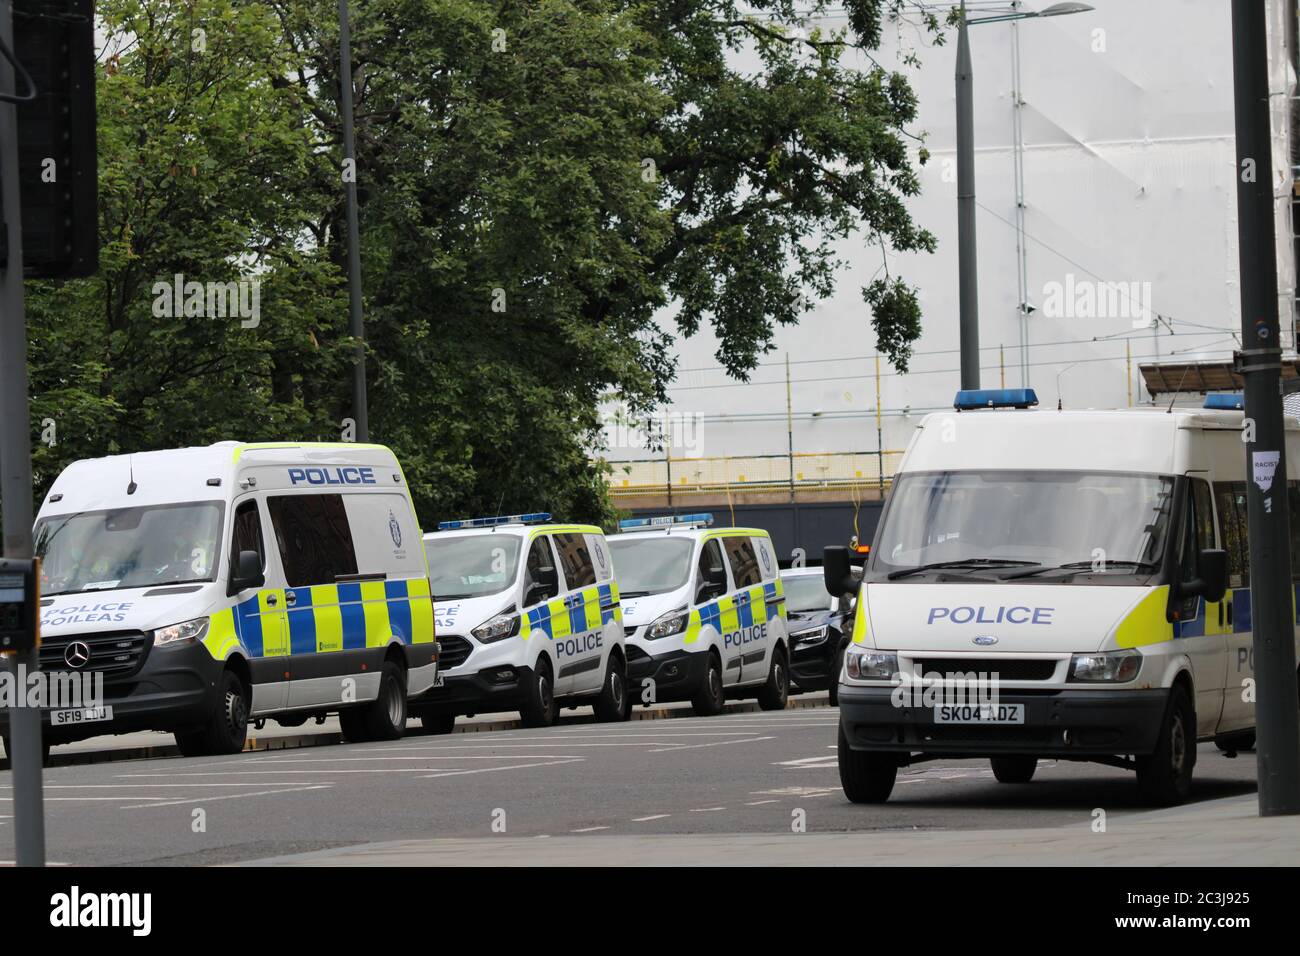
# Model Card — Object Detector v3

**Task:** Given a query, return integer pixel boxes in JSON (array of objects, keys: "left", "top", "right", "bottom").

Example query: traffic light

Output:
[{"left": 4, "top": 0, "right": 96, "bottom": 278}]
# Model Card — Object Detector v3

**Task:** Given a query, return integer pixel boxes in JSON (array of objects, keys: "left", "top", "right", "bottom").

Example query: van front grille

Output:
[
  {"left": 38, "top": 630, "right": 149, "bottom": 679},
  {"left": 909, "top": 658, "right": 1058, "bottom": 681}
]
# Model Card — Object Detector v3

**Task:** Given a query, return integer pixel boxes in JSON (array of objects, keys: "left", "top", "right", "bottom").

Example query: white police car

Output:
[
  {"left": 409, "top": 514, "right": 629, "bottom": 730},
  {"left": 608, "top": 514, "right": 789, "bottom": 715}
]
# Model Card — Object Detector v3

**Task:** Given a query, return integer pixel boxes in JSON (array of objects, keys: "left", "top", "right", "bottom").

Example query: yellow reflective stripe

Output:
[
  {"left": 360, "top": 580, "right": 391, "bottom": 647},
  {"left": 310, "top": 584, "right": 345, "bottom": 652},
  {"left": 608, "top": 579, "right": 620, "bottom": 602},
  {"left": 259, "top": 589, "right": 290, "bottom": 655},
  {"left": 718, "top": 595, "right": 739, "bottom": 633},
  {"left": 410, "top": 591, "right": 435, "bottom": 645},
  {"left": 203, "top": 608, "right": 241, "bottom": 660},
  {"left": 1114, "top": 587, "right": 1174, "bottom": 648},
  {"left": 584, "top": 586, "right": 602, "bottom": 631},
  {"left": 548, "top": 596, "right": 571, "bottom": 638},
  {"left": 853, "top": 590, "right": 870, "bottom": 645},
  {"left": 684, "top": 608, "right": 703, "bottom": 645}
]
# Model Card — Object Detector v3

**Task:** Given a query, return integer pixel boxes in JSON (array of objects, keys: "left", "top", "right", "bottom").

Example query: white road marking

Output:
[
  {"left": 571, "top": 826, "right": 609, "bottom": 833},
  {"left": 744, "top": 799, "right": 779, "bottom": 806},
  {"left": 774, "top": 755, "right": 839, "bottom": 765},
  {"left": 648, "top": 735, "right": 775, "bottom": 753},
  {"left": 121, "top": 784, "right": 333, "bottom": 810},
  {"left": 631, "top": 814, "right": 670, "bottom": 822},
  {"left": 689, "top": 806, "right": 726, "bottom": 812},
  {"left": 420, "top": 758, "right": 586, "bottom": 779}
]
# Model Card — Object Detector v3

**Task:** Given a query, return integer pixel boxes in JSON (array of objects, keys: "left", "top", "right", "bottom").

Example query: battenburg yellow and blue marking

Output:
[
  {"left": 521, "top": 583, "right": 622, "bottom": 640},
  {"left": 685, "top": 580, "right": 784, "bottom": 644}
]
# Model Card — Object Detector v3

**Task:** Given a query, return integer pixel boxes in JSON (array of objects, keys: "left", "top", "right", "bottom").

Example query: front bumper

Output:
[
  {"left": 626, "top": 646, "right": 709, "bottom": 704},
  {"left": 838, "top": 684, "right": 1171, "bottom": 757},
  {"left": 789, "top": 631, "right": 840, "bottom": 692},
  {"left": 0, "top": 641, "right": 224, "bottom": 745},
  {"left": 409, "top": 663, "right": 537, "bottom": 716}
]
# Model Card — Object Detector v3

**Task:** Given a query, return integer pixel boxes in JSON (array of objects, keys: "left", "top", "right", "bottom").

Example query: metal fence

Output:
[{"left": 602, "top": 450, "right": 905, "bottom": 498}]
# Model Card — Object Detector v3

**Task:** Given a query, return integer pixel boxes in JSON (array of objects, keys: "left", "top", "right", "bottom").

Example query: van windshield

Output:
[
  {"left": 35, "top": 502, "right": 226, "bottom": 596},
  {"left": 608, "top": 536, "right": 693, "bottom": 597},
  {"left": 424, "top": 534, "right": 521, "bottom": 600},
  {"left": 872, "top": 471, "right": 1175, "bottom": 580},
  {"left": 782, "top": 574, "right": 833, "bottom": 614}
]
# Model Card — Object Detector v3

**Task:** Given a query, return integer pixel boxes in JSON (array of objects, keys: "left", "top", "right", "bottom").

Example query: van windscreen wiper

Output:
[
  {"left": 1000, "top": 559, "right": 1160, "bottom": 580},
  {"left": 886, "top": 558, "right": 1039, "bottom": 580}
]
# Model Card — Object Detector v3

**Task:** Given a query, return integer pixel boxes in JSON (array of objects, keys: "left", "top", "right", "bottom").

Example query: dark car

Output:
[{"left": 780, "top": 567, "right": 853, "bottom": 705}]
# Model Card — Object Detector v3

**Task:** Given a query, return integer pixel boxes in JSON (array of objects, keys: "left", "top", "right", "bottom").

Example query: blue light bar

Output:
[
  {"left": 437, "top": 512, "right": 551, "bottom": 531},
  {"left": 1203, "top": 393, "right": 1244, "bottom": 410},
  {"left": 618, "top": 512, "right": 714, "bottom": 532},
  {"left": 953, "top": 388, "right": 1039, "bottom": 411}
]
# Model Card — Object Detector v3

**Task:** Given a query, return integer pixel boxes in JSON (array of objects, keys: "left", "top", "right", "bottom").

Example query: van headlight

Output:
[
  {"left": 154, "top": 618, "right": 209, "bottom": 648},
  {"left": 646, "top": 607, "right": 689, "bottom": 640},
  {"left": 472, "top": 613, "right": 520, "bottom": 644},
  {"left": 792, "top": 625, "right": 829, "bottom": 647},
  {"left": 845, "top": 649, "right": 898, "bottom": 681},
  {"left": 1069, "top": 649, "right": 1141, "bottom": 683}
]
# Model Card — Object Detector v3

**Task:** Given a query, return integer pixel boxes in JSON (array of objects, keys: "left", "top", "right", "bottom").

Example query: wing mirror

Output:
[
  {"left": 1183, "top": 548, "right": 1229, "bottom": 604},
  {"left": 823, "top": 546, "right": 858, "bottom": 598},
  {"left": 229, "top": 549, "right": 264, "bottom": 595}
]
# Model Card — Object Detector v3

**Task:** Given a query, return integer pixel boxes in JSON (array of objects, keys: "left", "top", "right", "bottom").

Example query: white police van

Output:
[
  {"left": 827, "top": 388, "right": 1300, "bottom": 805},
  {"left": 410, "top": 514, "right": 628, "bottom": 730},
  {"left": 609, "top": 514, "right": 789, "bottom": 715},
  {"left": 1, "top": 442, "right": 438, "bottom": 760}
]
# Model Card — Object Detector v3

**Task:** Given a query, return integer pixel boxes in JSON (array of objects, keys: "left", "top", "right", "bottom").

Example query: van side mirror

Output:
[
  {"left": 705, "top": 564, "right": 727, "bottom": 588},
  {"left": 824, "top": 546, "right": 857, "bottom": 598},
  {"left": 230, "top": 550, "right": 264, "bottom": 594},
  {"left": 1185, "top": 548, "right": 1228, "bottom": 604},
  {"left": 525, "top": 566, "right": 558, "bottom": 606}
]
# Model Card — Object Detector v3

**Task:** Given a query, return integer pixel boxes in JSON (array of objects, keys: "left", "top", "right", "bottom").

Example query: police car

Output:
[
  {"left": 0, "top": 442, "right": 438, "bottom": 761},
  {"left": 609, "top": 514, "right": 789, "bottom": 715},
  {"left": 410, "top": 514, "right": 628, "bottom": 730},
  {"left": 827, "top": 388, "right": 1300, "bottom": 806}
]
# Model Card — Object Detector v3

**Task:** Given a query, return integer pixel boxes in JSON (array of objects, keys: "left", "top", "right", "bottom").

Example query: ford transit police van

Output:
[
  {"left": 1, "top": 442, "right": 438, "bottom": 759},
  {"left": 827, "top": 388, "right": 1300, "bottom": 806},
  {"left": 410, "top": 514, "right": 628, "bottom": 730},
  {"left": 609, "top": 514, "right": 789, "bottom": 715}
]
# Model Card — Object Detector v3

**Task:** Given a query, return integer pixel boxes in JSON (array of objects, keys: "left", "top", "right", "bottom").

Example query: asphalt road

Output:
[{"left": 0, "top": 704, "right": 1261, "bottom": 865}]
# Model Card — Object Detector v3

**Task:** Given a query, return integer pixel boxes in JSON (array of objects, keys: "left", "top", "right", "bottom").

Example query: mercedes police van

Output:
[
  {"left": 410, "top": 514, "right": 629, "bottom": 730},
  {"left": 1, "top": 442, "right": 438, "bottom": 760},
  {"left": 609, "top": 514, "right": 789, "bottom": 715},
  {"left": 827, "top": 388, "right": 1300, "bottom": 806}
]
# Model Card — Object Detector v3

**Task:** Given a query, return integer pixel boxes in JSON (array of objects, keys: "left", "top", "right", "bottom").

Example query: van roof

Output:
[
  {"left": 903, "top": 405, "right": 1283, "bottom": 476},
  {"left": 609, "top": 526, "right": 771, "bottom": 541},
  {"left": 423, "top": 523, "right": 604, "bottom": 539}
]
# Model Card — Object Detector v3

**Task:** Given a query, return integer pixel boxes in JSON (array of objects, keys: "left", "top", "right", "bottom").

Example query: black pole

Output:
[
  {"left": 1231, "top": 0, "right": 1300, "bottom": 816},
  {"left": 339, "top": 0, "right": 368, "bottom": 441},
  {"left": 955, "top": 1, "right": 980, "bottom": 390},
  {"left": 0, "top": 0, "right": 46, "bottom": 864}
]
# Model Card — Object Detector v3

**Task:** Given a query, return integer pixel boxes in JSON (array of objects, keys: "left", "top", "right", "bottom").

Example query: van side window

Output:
[
  {"left": 696, "top": 539, "right": 726, "bottom": 604},
  {"left": 1213, "top": 481, "right": 1249, "bottom": 588},
  {"left": 1191, "top": 479, "right": 1215, "bottom": 552},
  {"left": 267, "top": 494, "right": 359, "bottom": 587},
  {"left": 553, "top": 532, "right": 596, "bottom": 589},
  {"left": 524, "top": 536, "right": 557, "bottom": 605},
  {"left": 231, "top": 500, "right": 265, "bottom": 573},
  {"left": 724, "top": 536, "right": 762, "bottom": 589}
]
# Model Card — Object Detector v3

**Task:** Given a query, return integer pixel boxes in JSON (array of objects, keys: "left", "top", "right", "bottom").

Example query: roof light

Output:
[
  {"left": 618, "top": 512, "right": 714, "bottom": 532},
  {"left": 1203, "top": 393, "right": 1244, "bottom": 410},
  {"left": 437, "top": 512, "right": 551, "bottom": 531},
  {"left": 953, "top": 388, "right": 1039, "bottom": 411}
]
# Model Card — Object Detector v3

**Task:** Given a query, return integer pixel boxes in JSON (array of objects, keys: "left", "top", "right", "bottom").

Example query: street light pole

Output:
[
  {"left": 954, "top": 2, "right": 1093, "bottom": 391},
  {"left": 1230, "top": 0, "right": 1300, "bottom": 816},
  {"left": 339, "top": 0, "right": 369, "bottom": 442}
]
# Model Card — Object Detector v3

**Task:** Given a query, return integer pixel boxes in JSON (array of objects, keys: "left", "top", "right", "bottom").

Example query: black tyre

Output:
[
  {"left": 828, "top": 642, "right": 846, "bottom": 707},
  {"left": 990, "top": 755, "right": 1038, "bottom": 783},
  {"left": 184, "top": 669, "right": 250, "bottom": 756},
  {"left": 592, "top": 654, "right": 631, "bottom": 722},
  {"left": 1214, "top": 730, "right": 1256, "bottom": 752},
  {"left": 757, "top": 646, "right": 790, "bottom": 711},
  {"left": 341, "top": 661, "right": 407, "bottom": 743},
  {"left": 520, "top": 657, "right": 557, "bottom": 728},
  {"left": 1136, "top": 684, "right": 1196, "bottom": 806},
  {"left": 420, "top": 712, "right": 456, "bottom": 734},
  {"left": 838, "top": 724, "right": 897, "bottom": 803},
  {"left": 690, "top": 652, "right": 725, "bottom": 717}
]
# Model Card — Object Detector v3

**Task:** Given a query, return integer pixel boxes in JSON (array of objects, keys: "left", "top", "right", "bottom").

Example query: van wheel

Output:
[
  {"left": 592, "top": 655, "right": 630, "bottom": 722},
  {"left": 186, "top": 669, "right": 250, "bottom": 756},
  {"left": 838, "top": 724, "right": 897, "bottom": 803},
  {"left": 420, "top": 713, "right": 456, "bottom": 735},
  {"left": 757, "top": 646, "right": 789, "bottom": 711},
  {"left": 520, "top": 658, "right": 557, "bottom": 728},
  {"left": 691, "top": 653, "right": 725, "bottom": 717},
  {"left": 1214, "top": 730, "right": 1255, "bottom": 753},
  {"left": 341, "top": 662, "right": 407, "bottom": 743},
  {"left": 990, "top": 756, "right": 1038, "bottom": 783},
  {"left": 1136, "top": 685, "right": 1195, "bottom": 806}
]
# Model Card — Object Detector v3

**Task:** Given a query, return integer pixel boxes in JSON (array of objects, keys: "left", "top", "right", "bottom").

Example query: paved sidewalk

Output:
[
  {"left": 3, "top": 693, "right": 830, "bottom": 768},
  {"left": 241, "top": 793, "right": 1297, "bottom": 866}
]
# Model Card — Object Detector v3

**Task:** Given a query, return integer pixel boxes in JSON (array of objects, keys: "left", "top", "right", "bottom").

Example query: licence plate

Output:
[
  {"left": 934, "top": 703, "right": 1024, "bottom": 724},
  {"left": 432, "top": 670, "right": 445, "bottom": 688},
  {"left": 51, "top": 706, "right": 113, "bottom": 726}
]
